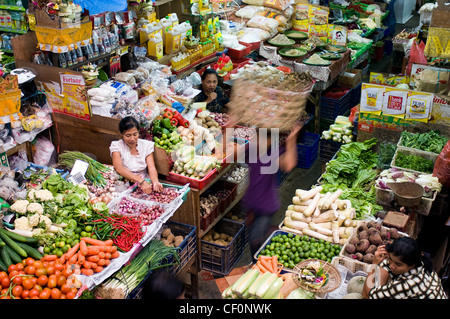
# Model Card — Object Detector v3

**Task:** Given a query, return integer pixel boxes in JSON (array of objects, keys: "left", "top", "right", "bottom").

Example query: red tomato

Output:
[
  {"left": 33, "top": 284, "right": 43, "bottom": 293},
  {"left": 46, "top": 265, "right": 55, "bottom": 276},
  {"left": 25, "top": 265, "right": 36, "bottom": 275},
  {"left": 1, "top": 277, "right": 10, "bottom": 289},
  {"left": 7, "top": 264, "right": 17, "bottom": 273},
  {"left": 56, "top": 275, "right": 66, "bottom": 287},
  {"left": 22, "top": 278, "right": 34, "bottom": 290},
  {"left": 33, "top": 261, "right": 43, "bottom": 269},
  {"left": 29, "top": 288, "right": 40, "bottom": 298},
  {"left": 66, "top": 291, "right": 76, "bottom": 299},
  {"left": 47, "top": 277, "right": 57, "bottom": 289},
  {"left": 37, "top": 275, "right": 48, "bottom": 287},
  {"left": 60, "top": 283, "right": 70, "bottom": 294},
  {"left": 50, "top": 288, "right": 62, "bottom": 299},
  {"left": 12, "top": 275, "right": 23, "bottom": 285},
  {"left": 25, "top": 257, "right": 35, "bottom": 266},
  {"left": 39, "top": 288, "right": 51, "bottom": 299},
  {"left": 35, "top": 267, "right": 47, "bottom": 277},
  {"left": 12, "top": 285, "right": 23, "bottom": 297},
  {"left": 8, "top": 270, "right": 19, "bottom": 280},
  {"left": 15, "top": 263, "right": 24, "bottom": 271},
  {"left": 21, "top": 289, "right": 30, "bottom": 299}
]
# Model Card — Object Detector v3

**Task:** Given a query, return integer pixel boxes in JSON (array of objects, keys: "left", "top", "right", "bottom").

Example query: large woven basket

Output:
[
  {"left": 227, "top": 78, "right": 310, "bottom": 131},
  {"left": 292, "top": 259, "right": 342, "bottom": 293}
]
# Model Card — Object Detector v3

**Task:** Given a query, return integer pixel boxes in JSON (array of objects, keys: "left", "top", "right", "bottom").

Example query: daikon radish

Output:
[
  {"left": 332, "top": 221, "right": 339, "bottom": 244},
  {"left": 314, "top": 222, "right": 332, "bottom": 229},
  {"left": 318, "top": 192, "right": 331, "bottom": 210},
  {"left": 337, "top": 208, "right": 356, "bottom": 219},
  {"left": 300, "top": 185, "right": 323, "bottom": 201},
  {"left": 281, "top": 226, "right": 303, "bottom": 236},
  {"left": 343, "top": 218, "right": 353, "bottom": 227},
  {"left": 313, "top": 206, "right": 321, "bottom": 218},
  {"left": 301, "top": 228, "right": 330, "bottom": 242},
  {"left": 285, "top": 210, "right": 292, "bottom": 218},
  {"left": 284, "top": 217, "right": 308, "bottom": 231},
  {"left": 339, "top": 227, "right": 354, "bottom": 238},
  {"left": 312, "top": 209, "right": 337, "bottom": 223},
  {"left": 322, "top": 189, "right": 343, "bottom": 210},
  {"left": 295, "top": 189, "right": 307, "bottom": 197},
  {"left": 293, "top": 205, "right": 308, "bottom": 213},
  {"left": 301, "top": 199, "right": 314, "bottom": 206},
  {"left": 290, "top": 211, "right": 309, "bottom": 222},
  {"left": 303, "top": 193, "right": 321, "bottom": 217},
  {"left": 309, "top": 222, "right": 333, "bottom": 236},
  {"left": 337, "top": 214, "right": 346, "bottom": 227},
  {"left": 287, "top": 205, "right": 294, "bottom": 211},
  {"left": 292, "top": 196, "right": 302, "bottom": 205}
]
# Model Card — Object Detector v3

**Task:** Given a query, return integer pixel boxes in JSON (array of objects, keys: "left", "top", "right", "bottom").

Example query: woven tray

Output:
[{"left": 292, "top": 259, "right": 342, "bottom": 293}]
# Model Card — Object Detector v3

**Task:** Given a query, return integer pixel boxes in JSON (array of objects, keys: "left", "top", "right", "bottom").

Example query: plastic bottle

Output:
[
  {"left": 160, "top": 16, "right": 172, "bottom": 46},
  {"left": 151, "top": 20, "right": 162, "bottom": 39},
  {"left": 165, "top": 26, "right": 181, "bottom": 54},
  {"left": 139, "top": 24, "right": 149, "bottom": 44},
  {"left": 200, "top": 21, "right": 208, "bottom": 43},
  {"left": 179, "top": 21, "right": 192, "bottom": 48},
  {"left": 168, "top": 13, "right": 179, "bottom": 27},
  {"left": 206, "top": 18, "right": 213, "bottom": 38},
  {"left": 148, "top": 33, "right": 163, "bottom": 60},
  {"left": 214, "top": 32, "right": 223, "bottom": 52}
]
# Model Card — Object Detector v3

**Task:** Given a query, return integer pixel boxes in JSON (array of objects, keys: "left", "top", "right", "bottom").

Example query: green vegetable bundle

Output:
[
  {"left": 394, "top": 151, "right": 434, "bottom": 174},
  {"left": 399, "top": 130, "right": 448, "bottom": 154},
  {"left": 58, "top": 151, "right": 110, "bottom": 186}
]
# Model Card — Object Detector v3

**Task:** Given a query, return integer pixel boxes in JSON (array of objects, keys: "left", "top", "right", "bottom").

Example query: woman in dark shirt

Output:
[{"left": 194, "top": 68, "right": 230, "bottom": 113}]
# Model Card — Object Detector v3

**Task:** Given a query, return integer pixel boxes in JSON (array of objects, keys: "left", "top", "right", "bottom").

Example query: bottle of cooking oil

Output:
[
  {"left": 148, "top": 33, "right": 163, "bottom": 60},
  {"left": 139, "top": 24, "right": 150, "bottom": 44},
  {"left": 165, "top": 26, "right": 181, "bottom": 54},
  {"left": 151, "top": 20, "right": 163, "bottom": 39},
  {"left": 200, "top": 21, "right": 208, "bottom": 43},
  {"left": 160, "top": 16, "right": 172, "bottom": 46}
]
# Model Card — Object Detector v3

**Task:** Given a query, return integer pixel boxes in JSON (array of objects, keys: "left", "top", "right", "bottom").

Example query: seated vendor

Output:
[
  {"left": 110, "top": 116, "right": 163, "bottom": 194},
  {"left": 193, "top": 68, "right": 230, "bottom": 113}
]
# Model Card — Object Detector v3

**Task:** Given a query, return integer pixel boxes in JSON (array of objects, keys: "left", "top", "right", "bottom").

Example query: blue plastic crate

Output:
[
  {"left": 319, "top": 139, "right": 343, "bottom": 161},
  {"left": 297, "top": 132, "right": 319, "bottom": 169},
  {"left": 351, "top": 83, "right": 362, "bottom": 107},
  {"left": 320, "top": 88, "right": 353, "bottom": 120}
]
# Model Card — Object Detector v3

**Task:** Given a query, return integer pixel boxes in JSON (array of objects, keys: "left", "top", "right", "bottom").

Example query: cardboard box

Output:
[
  {"left": 153, "top": 146, "right": 174, "bottom": 176},
  {"left": 430, "top": 10, "right": 450, "bottom": 28},
  {"left": 338, "top": 69, "right": 362, "bottom": 88},
  {"left": 437, "top": 0, "right": 450, "bottom": 12}
]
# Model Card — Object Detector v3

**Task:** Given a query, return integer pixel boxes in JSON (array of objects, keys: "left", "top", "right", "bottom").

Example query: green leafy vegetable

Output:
[
  {"left": 394, "top": 151, "right": 434, "bottom": 173},
  {"left": 400, "top": 130, "right": 448, "bottom": 154}
]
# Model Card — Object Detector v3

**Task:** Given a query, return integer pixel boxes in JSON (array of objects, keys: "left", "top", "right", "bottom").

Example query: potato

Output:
[
  {"left": 167, "top": 233, "right": 175, "bottom": 244},
  {"left": 162, "top": 228, "right": 172, "bottom": 238},
  {"left": 213, "top": 232, "right": 221, "bottom": 240},
  {"left": 174, "top": 235, "right": 184, "bottom": 247},
  {"left": 161, "top": 239, "right": 170, "bottom": 246},
  {"left": 220, "top": 233, "right": 229, "bottom": 240}
]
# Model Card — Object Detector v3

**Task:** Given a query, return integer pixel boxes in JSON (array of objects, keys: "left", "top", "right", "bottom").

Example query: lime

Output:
[
  {"left": 80, "top": 231, "right": 88, "bottom": 237},
  {"left": 287, "top": 233, "right": 294, "bottom": 238},
  {"left": 91, "top": 234, "right": 97, "bottom": 240},
  {"left": 85, "top": 225, "right": 93, "bottom": 232},
  {"left": 74, "top": 227, "right": 82, "bottom": 234},
  {"left": 62, "top": 245, "right": 70, "bottom": 253},
  {"left": 58, "top": 241, "right": 65, "bottom": 248},
  {"left": 56, "top": 250, "right": 64, "bottom": 257},
  {"left": 43, "top": 246, "right": 51, "bottom": 254}
]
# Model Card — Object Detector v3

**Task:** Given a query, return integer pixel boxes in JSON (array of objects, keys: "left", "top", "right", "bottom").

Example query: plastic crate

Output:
[
  {"left": 319, "top": 139, "right": 343, "bottom": 161},
  {"left": 252, "top": 230, "right": 295, "bottom": 271},
  {"left": 201, "top": 202, "right": 221, "bottom": 231},
  {"left": 296, "top": 132, "right": 320, "bottom": 169},
  {"left": 396, "top": 134, "right": 443, "bottom": 157},
  {"left": 217, "top": 181, "right": 238, "bottom": 215},
  {"left": 221, "top": 163, "right": 250, "bottom": 198},
  {"left": 351, "top": 83, "right": 362, "bottom": 108},
  {"left": 223, "top": 204, "right": 249, "bottom": 247},
  {"left": 163, "top": 221, "right": 197, "bottom": 276},
  {"left": 166, "top": 168, "right": 217, "bottom": 190},
  {"left": 320, "top": 88, "right": 353, "bottom": 120},
  {"left": 227, "top": 43, "right": 251, "bottom": 59},
  {"left": 230, "top": 57, "right": 252, "bottom": 69},
  {"left": 239, "top": 40, "right": 261, "bottom": 51},
  {"left": 201, "top": 219, "right": 245, "bottom": 275},
  {"left": 390, "top": 148, "right": 437, "bottom": 175}
]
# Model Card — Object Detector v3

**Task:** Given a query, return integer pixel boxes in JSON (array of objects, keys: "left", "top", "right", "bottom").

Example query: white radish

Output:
[
  {"left": 312, "top": 209, "right": 337, "bottom": 223},
  {"left": 332, "top": 221, "right": 340, "bottom": 244},
  {"left": 299, "top": 185, "right": 323, "bottom": 201},
  {"left": 318, "top": 192, "right": 331, "bottom": 210},
  {"left": 281, "top": 226, "right": 303, "bottom": 236},
  {"left": 301, "top": 228, "right": 331, "bottom": 242},
  {"left": 283, "top": 217, "right": 308, "bottom": 231},
  {"left": 303, "top": 193, "right": 321, "bottom": 217},
  {"left": 309, "top": 222, "right": 333, "bottom": 236},
  {"left": 322, "top": 189, "right": 343, "bottom": 210}
]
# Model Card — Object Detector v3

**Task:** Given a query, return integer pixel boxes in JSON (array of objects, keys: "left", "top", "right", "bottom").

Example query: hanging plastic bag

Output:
[
  {"left": 406, "top": 41, "right": 427, "bottom": 75},
  {"left": 433, "top": 140, "right": 450, "bottom": 188},
  {"left": 32, "top": 136, "right": 56, "bottom": 167}
]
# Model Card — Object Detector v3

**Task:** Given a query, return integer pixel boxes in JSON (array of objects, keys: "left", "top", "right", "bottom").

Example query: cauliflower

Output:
[
  {"left": 27, "top": 202, "right": 44, "bottom": 215},
  {"left": 28, "top": 213, "right": 41, "bottom": 227},
  {"left": 38, "top": 215, "right": 52, "bottom": 231},
  {"left": 34, "top": 189, "right": 54, "bottom": 201},
  {"left": 14, "top": 216, "right": 33, "bottom": 231},
  {"left": 27, "top": 189, "right": 36, "bottom": 201},
  {"left": 10, "top": 199, "right": 30, "bottom": 215}
]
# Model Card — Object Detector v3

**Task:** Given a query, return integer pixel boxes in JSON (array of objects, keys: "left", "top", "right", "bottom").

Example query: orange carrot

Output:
[
  {"left": 110, "top": 251, "right": 120, "bottom": 259},
  {"left": 81, "top": 268, "right": 94, "bottom": 276},
  {"left": 77, "top": 251, "right": 85, "bottom": 265},
  {"left": 110, "top": 246, "right": 117, "bottom": 253},
  {"left": 86, "top": 255, "right": 100, "bottom": 263},
  {"left": 98, "top": 251, "right": 106, "bottom": 259},
  {"left": 104, "top": 239, "right": 114, "bottom": 246},
  {"left": 93, "top": 266, "right": 104, "bottom": 273},
  {"left": 90, "top": 262, "right": 98, "bottom": 269},
  {"left": 80, "top": 237, "right": 110, "bottom": 246},
  {"left": 97, "top": 259, "right": 106, "bottom": 267},
  {"left": 82, "top": 261, "right": 92, "bottom": 269},
  {"left": 104, "top": 259, "right": 110, "bottom": 266},
  {"left": 65, "top": 243, "right": 80, "bottom": 260},
  {"left": 258, "top": 255, "right": 273, "bottom": 261},
  {"left": 272, "top": 255, "right": 277, "bottom": 273},
  {"left": 44, "top": 254, "right": 58, "bottom": 261},
  {"left": 105, "top": 252, "right": 112, "bottom": 259},
  {"left": 68, "top": 253, "right": 78, "bottom": 265},
  {"left": 86, "top": 246, "right": 102, "bottom": 255},
  {"left": 79, "top": 240, "right": 88, "bottom": 256},
  {"left": 256, "top": 261, "right": 270, "bottom": 273},
  {"left": 259, "top": 259, "right": 274, "bottom": 273},
  {"left": 58, "top": 255, "right": 66, "bottom": 264}
]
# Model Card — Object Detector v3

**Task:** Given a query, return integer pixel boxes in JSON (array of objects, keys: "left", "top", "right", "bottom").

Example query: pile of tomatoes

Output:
[{"left": 0, "top": 257, "right": 80, "bottom": 299}]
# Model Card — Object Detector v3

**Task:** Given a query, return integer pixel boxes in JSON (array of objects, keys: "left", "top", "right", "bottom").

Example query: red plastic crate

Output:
[
  {"left": 201, "top": 204, "right": 220, "bottom": 231},
  {"left": 231, "top": 57, "right": 251, "bottom": 69},
  {"left": 166, "top": 168, "right": 217, "bottom": 190},
  {"left": 239, "top": 40, "right": 261, "bottom": 51},
  {"left": 227, "top": 43, "right": 251, "bottom": 59}
]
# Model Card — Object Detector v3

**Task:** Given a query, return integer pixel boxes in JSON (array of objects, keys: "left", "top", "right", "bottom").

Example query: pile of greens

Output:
[
  {"left": 378, "top": 142, "right": 397, "bottom": 170},
  {"left": 399, "top": 130, "right": 448, "bottom": 154},
  {"left": 320, "top": 138, "right": 382, "bottom": 219},
  {"left": 394, "top": 151, "right": 434, "bottom": 174}
]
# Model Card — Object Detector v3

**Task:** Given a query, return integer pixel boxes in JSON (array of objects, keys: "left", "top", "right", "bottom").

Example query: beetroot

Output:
[
  {"left": 358, "top": 231, "right": 369, "bottom": 240},
  {"left": 366, "top": 244, "right": 377, "bottom": 255},
  {"left": 345, "top": 243, "right": 356, "bottom": 254},
  {"left": 363, "top": 253, "right": 374, "bottom": 264},
  {"left": 380, "top": 228, "right": 389, "bottom": 240},
  {"left": 367, "top": 227, "right": 380, "bottom": 237},
  {"left": 369, "top": 232, "right": 382, "bottom": 246},
  {"left": 348, "top": 237, "right": 359, "bottom": 246},
  {"left": 356, "top": 239, "right": 370, "bottom": 253},
  {"left": 357, "top": 224, "right": 368, "bottom": 234},
  {"left": 389, "top": 228, "right": 399, "bottom": 239}
]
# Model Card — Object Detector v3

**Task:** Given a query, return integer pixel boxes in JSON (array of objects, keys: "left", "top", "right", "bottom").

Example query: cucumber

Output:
[
  {"left": 2, "top": 228, "right": 38, "bottom": 246},
  {"left": 0, "top": 229, "right": 27, "bottom": 258},
  {"left": 0, "top": 259, "right": 7, "bottom": 272},
  {"left": 3, "top": 245, "right": 22, "bottom": 264},
  {"left": 16, "top": 242, "right": 43, "bottom": 260},
  {"left": 0, "top": 236, "right": 4, "bottom": 247},
  {"left": 0, "top": 246, "right": 12, "bottom": 268}
]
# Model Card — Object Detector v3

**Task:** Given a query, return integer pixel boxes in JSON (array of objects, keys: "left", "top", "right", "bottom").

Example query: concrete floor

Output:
[{"left": 194, "top": 11, "right": 422, "bottom": 299}]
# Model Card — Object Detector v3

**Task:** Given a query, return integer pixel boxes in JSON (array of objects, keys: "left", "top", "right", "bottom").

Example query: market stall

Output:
[{"left": 1, "top": 0, "right": 449, "bottom": 302}]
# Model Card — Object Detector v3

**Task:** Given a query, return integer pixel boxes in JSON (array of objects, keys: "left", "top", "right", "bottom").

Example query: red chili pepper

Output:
[
  {"left": 170, "top": 118, "right": 178, "bottom": 126},
  {"left": 196, "top": 109, "right": 203, "bottom": 116}
]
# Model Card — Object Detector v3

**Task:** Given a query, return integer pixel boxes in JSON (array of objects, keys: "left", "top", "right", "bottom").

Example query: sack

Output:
[
  {"left": 406, "top": 41, "right": 427, "bottom": 75},
  {"left": 263, "top": 0, "right": 290, "bottom": 11},
  {"left": 433, "top": 140, "right": 450, "bottom": 188}
]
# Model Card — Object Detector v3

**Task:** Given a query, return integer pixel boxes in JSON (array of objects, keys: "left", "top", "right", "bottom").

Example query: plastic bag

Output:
[
  {"left": 433, "top": 140, "right": 450, "bottom": 188},
  {"left": 32, "top": 136, "right": 56, "bottom": 166},
  {"left": 406, "top": 41, "right": 427, "bottom": 75}
]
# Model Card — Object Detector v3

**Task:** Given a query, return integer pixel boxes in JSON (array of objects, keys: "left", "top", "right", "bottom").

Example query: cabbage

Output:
[{"left": 286, "top": 288, "right": 315, "bottom": 299}]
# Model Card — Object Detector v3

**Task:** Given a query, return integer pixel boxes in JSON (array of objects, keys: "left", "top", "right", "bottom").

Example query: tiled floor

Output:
[{"left": 194, "top": 11, "right": 422, "bottom": 299}]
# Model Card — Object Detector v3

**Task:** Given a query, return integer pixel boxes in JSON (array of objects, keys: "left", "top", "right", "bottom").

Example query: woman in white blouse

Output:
[{"left": 110, "top": 116, "right": 163, "bottom": 194}]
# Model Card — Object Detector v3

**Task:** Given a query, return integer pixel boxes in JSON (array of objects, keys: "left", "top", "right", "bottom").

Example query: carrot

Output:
[
  {"left": 68, "top": 253, "right": 78, "bottom": 265},
  {"left": 104, "top": 259, "right": 110, "bottom": 266},
  {"left": 277, "top": 263, "right": 283, "bottom": 275},
  {"left": 105, "top": 253, "right": 112, "bottom": 259},
  {"left": 65, "top": 243, "right": 80, "bottom": 260},
  {"left": 82, "top": 261, "right": 92, "bottom": 269},
  {"left": 77, "top": 251, "right": 85, "bottom": 265},
  {"left": 44, "top": 254, "right": 58, "bottom": 261},
  {"left": 259, "top": 259, "right": 274, "bottom": 273},
  {"left": 110, "top": 246, "right": 117, "bottom": 253},
  {"left": 80, "top": 237, "right": 110, "bottom": 246},
  {"left": 86, "top": 255, "right": 100, "bottom": 263},
  {"left": 272, "top": 255, "right": 277, "bottom": 273},
  {"left": 79, "top": 240, "right": 88, "bottom": 256},
  {"left": 81, "top": 268, "right": 94, "bottom": 276},
  {"left": 256, "top": 260, "right": 270, "bottom": 273},
  {"left": 86, "top": 246, "right": 102, "bottom": 255},
  {"left": 93, "top": 266, "right": 104, "bottom": 273},
  {"left": 90, "top": 262, "right": 98, "bottom": 269},
  {"left": 98, "top": 251, "right": 106, "bottom": 259},
  {"left": 258, "top": 255, "right": 273, "bottom": 261},
  {"left": 97, "top": 259, "right": 106, "bottom": 267},
  {"left": 110, "top": 251, "right": 120, "bottom": 259},
  {"left": 58, "top": 255, "right": 66, "bottom": 264}
]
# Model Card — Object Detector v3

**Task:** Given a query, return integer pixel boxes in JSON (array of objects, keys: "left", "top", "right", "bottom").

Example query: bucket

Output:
[{"left": 387, "top": 182, "right": 424, "bottom": 207}]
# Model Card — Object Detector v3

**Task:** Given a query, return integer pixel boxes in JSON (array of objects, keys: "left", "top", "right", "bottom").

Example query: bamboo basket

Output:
[
  {"left": 227, "top": 78, "right": 310, "bottom": 131},
  {"left": 292, "top": 259, "right": 342, "bottom": 293}
]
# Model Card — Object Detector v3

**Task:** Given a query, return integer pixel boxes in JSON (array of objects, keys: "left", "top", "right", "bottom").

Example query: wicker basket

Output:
[
  {"left": 228, "top": 79, "right": 309, "bottom": 131},
  {"left": 292, "top": 259, "right": 342, "bottom": 293}
]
